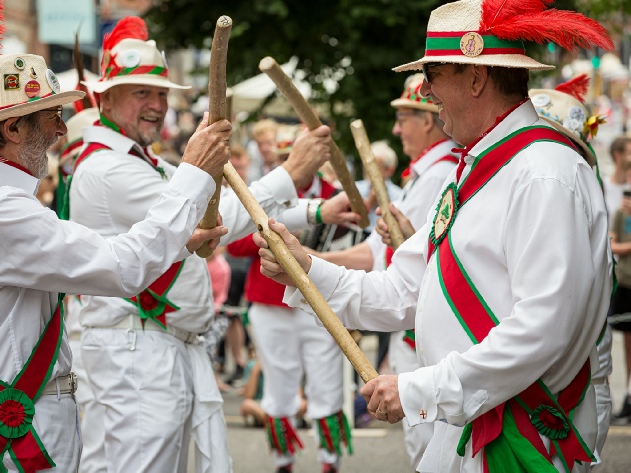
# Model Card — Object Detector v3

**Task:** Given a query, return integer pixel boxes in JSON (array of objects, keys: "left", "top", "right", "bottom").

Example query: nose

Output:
[
  {"left": 56, "top": 118, "right": 68, "bottom": 136},
  {"left": 392, "top": 120, "right": 401, "bottom": 136},
  {"left": 420, "top": 80, "right": 431, "bottom": 98}
]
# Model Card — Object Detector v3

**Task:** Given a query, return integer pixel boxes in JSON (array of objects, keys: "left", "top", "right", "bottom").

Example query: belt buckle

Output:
[{"left": 69, "top": 372, "right": 78, "bottom": 394}]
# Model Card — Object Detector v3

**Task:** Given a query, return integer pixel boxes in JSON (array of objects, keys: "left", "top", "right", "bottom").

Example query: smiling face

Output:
[
  {"left": 420, "top": 63, "right": 474, "bottom": 146},
  {"left": 101, "top": 84, "right": 168, "bottom": 147}
]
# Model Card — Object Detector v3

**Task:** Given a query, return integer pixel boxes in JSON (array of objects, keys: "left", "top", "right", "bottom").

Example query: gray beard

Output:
[{"left": 18, "top": 122, "right": 56, "bottom": 179}]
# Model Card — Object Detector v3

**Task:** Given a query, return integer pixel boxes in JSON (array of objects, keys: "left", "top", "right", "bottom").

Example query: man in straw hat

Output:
[
  {"left": 312, "top": 73, "right": 457, "bottom": 469},
  {"left": 70, "top": 16, "right": 336, "bottom": 473},
  {"left": 0, "top": 49, "right": 232, "bottom": 472},
  {"left": 253, "top": 0, "right": 615, "bottom": 471}
]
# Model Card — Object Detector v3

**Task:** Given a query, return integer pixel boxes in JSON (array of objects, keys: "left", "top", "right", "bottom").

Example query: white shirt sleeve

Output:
[
  {"left": 283, "top": 227, "right": 426, "bottom": 332},
  {"left": 219, "top": 166, "right": 299, "bottom": 244},
  {"left": 0, "top": 163, "right": 213, "bottom": 297}
]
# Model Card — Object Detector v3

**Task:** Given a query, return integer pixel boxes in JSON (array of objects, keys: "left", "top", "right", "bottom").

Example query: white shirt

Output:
[
  {"left": 0, "top": 160, "right": 214, "bottom": 384},
  {"left": 70, "top": 125, "right": 299, "bottom": 332},
  {"left": 365, "top": 139, "right": 458, "bottom": 269},
  {"left": 285, "top": 102, "right": 612, "bottom": 472}
]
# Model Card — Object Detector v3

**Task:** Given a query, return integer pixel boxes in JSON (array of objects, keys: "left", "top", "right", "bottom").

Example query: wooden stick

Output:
[
  {"left": 196, "top": 15, "right": 232, "bottom": 258},
  {"left": 350, "top": 120, "right": 405, "bottom": 251},
  {"left": 258, "top": 57, "right": 370, "bottom": 229},
  {"left": 222, "top": 161, "right": 378, "bottom": 383}
]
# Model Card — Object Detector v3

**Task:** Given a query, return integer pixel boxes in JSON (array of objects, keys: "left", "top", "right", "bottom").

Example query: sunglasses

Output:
[
  {"left": 40, "top": 107, "right": 63, "bottom": 120},
  {"left": 422, "top": 62, "right": 445, "bottom": 85}
]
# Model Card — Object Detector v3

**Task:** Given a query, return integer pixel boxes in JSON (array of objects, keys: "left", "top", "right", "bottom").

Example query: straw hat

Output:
[
  {"left": 390, "top": 74, "right": 438, "bottom": 112},
  {"left": 86, "top": 17, "right": 190, "bottom": 94},
  {"left": 273, "top": 125, "right": 300, "bottom": 155},
  {"left": 59, "top": 108, "right": 100, "bottom": 166},
  {"left": 0, "top": 54, "right": 84, "bottom": 121},
  {"left": 394, "top": 0, "right": 613, "bottom": 73},
  {"left": 529, "top": 74, "right": 604, "bottom": 166}
]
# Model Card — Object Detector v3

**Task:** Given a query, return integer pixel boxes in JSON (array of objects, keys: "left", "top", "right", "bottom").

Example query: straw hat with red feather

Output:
[
  {"left": 394, "top": 0, "right": 613, "bottom": 72},
  {"left": 529, "top": 74, "right": 605, "bottom": 166},
  {"left": 390, "top": 74, "right": 438, "bottom": 112},
  {"left": 86, "top": 16, "right": 189, "bottom": 94}
]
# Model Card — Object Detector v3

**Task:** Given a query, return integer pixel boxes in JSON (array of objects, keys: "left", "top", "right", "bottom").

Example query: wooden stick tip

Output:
[
  {"left": 217, "top": 16, "right": 232, "bottom": 27},
  {"left": 259, "top": 56, "right": 277, "bottom": 72},
  {"left": 350, "top": 119, "right": 363, "bottom": 129}
]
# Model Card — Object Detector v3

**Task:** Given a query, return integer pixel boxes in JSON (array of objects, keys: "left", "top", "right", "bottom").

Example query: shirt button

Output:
[
  {"left": 417, "top": 304, "right": 423, "bottom": 312},
  {"left": 284, "top": 200, "right": 291, "bottom": 207},
  {"left": 300, "top": 299, "right": 307, "bottom": 304}
]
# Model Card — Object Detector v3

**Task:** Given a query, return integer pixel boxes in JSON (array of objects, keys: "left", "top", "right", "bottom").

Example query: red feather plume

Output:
[
  {"left": 0, "top": 0, "right": 5, "bottom": 48},
  {"left": 555, "top": 74, "right": 589, "bottom": 103},
  {"left": 103, "top": 16, "right": 148, "bottom": 52},
  {"left": 480, "top": 0, "right": 613, "bottom": 52}
]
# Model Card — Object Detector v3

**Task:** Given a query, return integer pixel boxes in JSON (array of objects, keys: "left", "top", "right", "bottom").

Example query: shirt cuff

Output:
[
  {"left": 264, "top": 166, "right": 299, "bottom": 209},
  {"left": 283, "top": 256, "right": 342, "bottom": 313},
  {"left": 278, "top": 199, "right": 309, "bottom": 232},
  {"left": 399, "top": 366, "right": 438, "bottom": 427},
  {"left": 169, "top": 163, "right": 216, "bottom": 218}
]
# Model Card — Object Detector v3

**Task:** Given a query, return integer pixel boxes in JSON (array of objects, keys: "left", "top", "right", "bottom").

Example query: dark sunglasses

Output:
[{"left": 422, "top": 62, "right": 444, "bottom": 85}]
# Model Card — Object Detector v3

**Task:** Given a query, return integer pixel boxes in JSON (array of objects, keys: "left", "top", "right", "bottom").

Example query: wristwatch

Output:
[{"left": 307, "top": 198, "right": 325, "bottom": 225}]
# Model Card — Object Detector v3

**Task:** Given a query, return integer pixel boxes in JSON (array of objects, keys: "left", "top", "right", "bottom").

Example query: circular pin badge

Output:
[
  {"left": 46, "top": 69, "right": 61, "bottom": 94},
  {"left": 531, "top": 94, "right": 551, "bottom": 108},
  {"left": 24, "top": 80, "right": 41, "bottom": 98},
  {"left": 120, "top": 49, "right": 141, "bottom": 68},
  {"left": 567, "top": 106, "right": 586, "bottom": 124},
  {"left": 161, "top": 51, "right": 169, "bottom": 69},
  {"left": 460, "top": 32, "right": 484, "bottom": 58},
  {"left": 430, "top": 183, "right": 458, "bottom": 246},
  {"left": 14, "top": 57, "right": 25, "bottom": 70}
]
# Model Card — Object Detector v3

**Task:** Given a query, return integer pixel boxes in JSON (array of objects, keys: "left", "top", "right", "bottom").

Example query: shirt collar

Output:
[
  {"left": 0, "top": 160, "right": 40, "bottom": 196},
  {"left": 83, "top": 125, "right": 142, "bottom": 156},
  {"left": 466, "top": 100, "right": 539, "bottom": 163},
  {"left": 412, "top": 139, "right": 458, "bottom": 177}
]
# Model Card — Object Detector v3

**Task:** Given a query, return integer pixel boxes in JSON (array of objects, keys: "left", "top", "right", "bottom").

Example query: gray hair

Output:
[{"left": 371, "top": 140, "right": 398, "bottom": 169}]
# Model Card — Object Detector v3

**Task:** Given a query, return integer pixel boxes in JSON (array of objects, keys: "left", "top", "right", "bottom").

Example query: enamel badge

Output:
[
  {"left": 460, "top": 32, "right": 484, "bottom": 57},
  {"left": 430, "top": 183, "right": 458, "bottom": 246}
]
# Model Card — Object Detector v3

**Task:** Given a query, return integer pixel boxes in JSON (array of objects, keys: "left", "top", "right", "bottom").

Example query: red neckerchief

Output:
[
  {"left": 452, "top": 98, "right": 529, "bottom": 183},
  {"left": 0, "top": 157, "right": 34, "bottom": 176},
  {"left": 401, "top": 138, "right": 449, "bottom": 179}
]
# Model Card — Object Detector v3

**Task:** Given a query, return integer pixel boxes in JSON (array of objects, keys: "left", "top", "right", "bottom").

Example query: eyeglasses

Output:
[
  {"left": 395, "top": 111, "right": 420, "bottom": 126},
  {"left": 39, "top": 107, "right": 63, "bottom": 120}
]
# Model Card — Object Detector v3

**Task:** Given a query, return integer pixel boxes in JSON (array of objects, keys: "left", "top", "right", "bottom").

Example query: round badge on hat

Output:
[
  {"left": 120, "top": 49, "right": 141, "bottom": 68},
  {"left": 25, "top": 80, "right": 41, "bottom": 98},
  {"left": 46, "top": 70, "right": 61, "bottom": 94},
  {"left": 460, "top": 32, "right": 484, "bottom": 57},
  {"left": 531, "top": 94, "right": 551, "bottom": 108},
  {"left": 13, "top": 57, "right": 25, "bottom": 70}
]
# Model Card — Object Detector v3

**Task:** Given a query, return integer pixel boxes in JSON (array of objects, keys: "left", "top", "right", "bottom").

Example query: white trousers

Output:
[
  {"left": 249, "top": 303, "right": 344, "bottom": 466},
  {"left": 591, "top": 381, "right": 612, "bottom": 467},
  {"left": 81, "top": 326, "right": 232, "bottom": 473},
  {"left": 70, "top": 338, "right": 107, "bottom": 473},
  {"left": 2, "top": 394, "right": 80, "bottom": 472},
  {"left": 389, "top": 331, "right": 434, "bottom": 470}
]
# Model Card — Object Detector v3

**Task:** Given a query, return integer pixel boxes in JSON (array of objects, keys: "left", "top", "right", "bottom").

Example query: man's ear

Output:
[
  {"left": 3, "top": 117, "right": 23, "bottom": 145},
  {"left": 470, "top": 65, "right": 489, "bottom": 98}
]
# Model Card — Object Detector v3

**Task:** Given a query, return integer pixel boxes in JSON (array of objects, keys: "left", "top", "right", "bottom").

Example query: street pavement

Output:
[{"left": 206, "top": 332, "right": 631, "bottom": 472}]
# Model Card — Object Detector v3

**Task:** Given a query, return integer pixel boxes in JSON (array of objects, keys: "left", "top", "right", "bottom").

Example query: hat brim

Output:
[
  {"left": 538, "top": 118, "right": 595, "bottom": 166},
  {"left": 390, "top": 98, "right": 438, "bottom": 113},
  {"left": 84, "top": 76, "right": 191, "bottom": 94},
  {"left": 393, "top": 54, "right": 554, "bottom": 72},
  {"left": 0, "top": 91, "right": 86, "bottom": 122}
]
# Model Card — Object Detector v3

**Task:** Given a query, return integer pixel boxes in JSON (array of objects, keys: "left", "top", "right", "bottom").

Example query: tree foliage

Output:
[{"left": 145, "top": 0, "right": 614, "bottom": 176}]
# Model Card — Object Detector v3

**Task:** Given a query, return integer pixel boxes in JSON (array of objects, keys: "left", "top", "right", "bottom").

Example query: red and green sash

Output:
[
  {"left": 65, "top": 124, "right": 182, "bottom": 329},
  {"left": 123, "top": 260, "right": 185, "bottom": 330},
  {"left": 0, "top": 295, "right": 65, "bottom": 473},
  {"left": 429, "top": 126, "right": 595, "bottom": 472}
]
